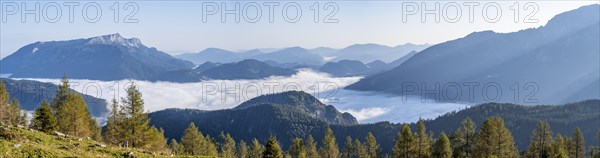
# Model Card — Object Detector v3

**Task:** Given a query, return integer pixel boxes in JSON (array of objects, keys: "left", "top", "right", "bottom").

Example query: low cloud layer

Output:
[{"left": 18, "top": 69, "right": 469, "bottom": 123}]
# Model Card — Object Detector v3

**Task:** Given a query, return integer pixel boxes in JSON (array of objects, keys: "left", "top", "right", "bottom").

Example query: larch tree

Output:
[
  {"left": 354, "top": 139, "right": 369, "bottom": 158},
  {"left": 306, "top": 135, "right": 318, "bottom": 158},
  {"left": 220, "top": 132, "right": 237, "bottom": 158},
  {"left": 102, "top": 99, "right": 125, "bottom": 145},
  {"left": 169, "top": 139, "right": 185, "bottom": 155},
  {"left": 122, "top": 83, "right": 150, "bottom": 148},
  {"left": 289, "top": 138, "right": 306, "bottom": 158},
  {"left": 433, "top": 132, "right": 452, "bottom": 158},
  {"left": 9, "top": 99, "right": 22, "bottom": 126},
  {"left": 0, "top": 81, "right": 9, "bottom": 125},
  {"left": 250, "top": 138, "right": 264, "bottom": 158},
  {"left": 181, "top": 122, "right": 204, "bottom": 155},
  {"left": 415, "top": 118, "right": 431, "bottom": 158},
  {"left": 31, "top": 100, "right": 58, "bottom": 133},
  {"left": 319, "top": 128, "right": 339, "bottom": 158},
  {"left": 551, "top": 134, "right": 568, "bottom": 158},
  {"left": 238, "top": 140, "right": 249, "bottom": 158},
  {"left": 365, "top": 132, "right": 380, "bottom": 158},
  {"left": 341, "top": 136, "right": 354, "bottom": 158},
  {"left": 570, "top": 128, "right": 585, "bottom": 158},
  {"left": 473, "top": 117, "right": 519, "bottom": 158},
  {"left": 451, "top": 117, "right": 476, "bottom": 158},
  {"left": 262, "top": 136, "right": 283, "bottom": 158},
  {"left": 525, "top": 121, "right": 554, "bottom": 158},
  {"left": 393, "top": 123, "right": 414, "bottom": 158},
  {"left": 56, "top": 92, "right": 94, "bottom": 137},
  {"left": 51, "top": 75, "right": 70, "bottom": 114}
]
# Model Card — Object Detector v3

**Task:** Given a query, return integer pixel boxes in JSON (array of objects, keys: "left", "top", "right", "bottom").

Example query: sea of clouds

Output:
[{"left": 17, "top": 69, "right": 470, "bottom": 124}]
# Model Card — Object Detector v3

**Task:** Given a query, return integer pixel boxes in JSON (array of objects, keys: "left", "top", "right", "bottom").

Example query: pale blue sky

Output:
[{"left": 1, "top": 1, "right": 597, "bottom": 58}]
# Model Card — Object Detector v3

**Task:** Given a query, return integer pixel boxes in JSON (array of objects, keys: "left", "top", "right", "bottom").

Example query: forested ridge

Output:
[{"left": 1, "top": 76, "right": 599, "bottom": 157}]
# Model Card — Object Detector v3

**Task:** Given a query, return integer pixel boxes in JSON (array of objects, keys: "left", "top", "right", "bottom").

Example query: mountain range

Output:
[
  {"left": 347, "top": 4, "right": 600, "bottom": 105},
  {"left": 149, "top": 59, "right": 297, "bottom": 82},
  {"left": 175, "top": 44, "right": 430, "bottom": 66},
  {"left": 148, "top": 91, "right": 600, "bottom": 153},
  {"left": 0, "top": 33, "right": 195, "bottom": 80}
]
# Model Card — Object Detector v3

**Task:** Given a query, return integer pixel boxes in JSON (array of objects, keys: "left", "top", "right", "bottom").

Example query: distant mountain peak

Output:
[{"left": 86, "top": 33, "right": 143, "bottom": 48}]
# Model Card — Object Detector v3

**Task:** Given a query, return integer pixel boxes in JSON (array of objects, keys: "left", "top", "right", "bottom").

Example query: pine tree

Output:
[
  {"left": 220, "top": 132, "right": 237, "bottom": 158},
  {"left": 433, "top": 132, "right": 452, "bottom": 158},
  {"left": 121, "top": 83, "right": 151, "bottom": 148},
  {"left": 451, "top": 117, "right": 476, "bottom": 158},
  {"left": 31, "top": 100, "right": 58, "bottom": 133},
  {"left": 103, "top": 99, "right": 125, "bottom": 145},
  {"left": 263, "top": 136, "right": 283, "bottom": 158},
  {"left": 415, "top": 118, "right": 431, "bottom": 158},
  {"left": 365, "top": 132, "right": 380, "bottom": 158},
  {"left": 289, "top": 138, "right": 306, "bottom": 158},
  {"left": 250, "top": 138, "right": 264, "bottom": 158},
  {"left": 169, "top": 139, "right": 184, "bottom": 155},
  {"left": 56, "top": 92, "right": 94, "bottom": 137},
  {"left": 393, "top": 123, "right": 414, "bottom": 158},
  {"left": 354, "top": 139, "right": 369, "bottom": 158},
  {"left": 526, "top": 121, "right": 554, "bottom": 158},
  {"left": 473, "top": 117, "right": 519, "bottom": 158},
  {"left": 0, "top": 81, "right": 9, "bottom": 125},
  {"left": 319, "top": 128, "right": 339, "bottom": 158},
  {"left": 551, "top": 134, "right": 568, "bottom": 158},
  {"left": 238, "top": 140, "right": 249, "bottom": 158},
  {"left": 570, "top": 128, "right": 585, "bottom": 158},
  {"left": 181, "top": 122, "right": 204, "bottom": 155},
  {"left": 306, "top": 135, "right": 318, "bottom": 158},
  {"left": 341, "top": 136, "right": 354, "bottom": 158}
]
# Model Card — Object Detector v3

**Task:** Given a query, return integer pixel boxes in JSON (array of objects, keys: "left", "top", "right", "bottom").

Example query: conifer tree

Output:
[
  {"left": 415, "top": 119, "right": 431, "bottom": 158},
  {"left": 433, "top": 132, "right": 452, "bottom": 158},
  {"left": 203, "top": 135, "right": 219, "bottom": 156},
  {"left": 250, "top": 138, "right": 264, "bottom": 158},
  {"left": 570, "top": 128, "right": 585, "bottom": 158},
  {"left": 526, "top": 121, "right": 554, "bottom": 158},
  {"left": 393, "top": 123, "right": 414, "bottom": 158},
  {"left": 31, "top": 100, "right": 58, "bottom": 133},
  {"left": 181, "top": 122, "right": 203, "bottom": 155},
  {"left": 169, "top": 139, "right": 184, "bottom": 155},
  {"left": 9, "top": 99, "right": 22, "bottom": 125},
  {"left": 144, "top": 127, "right": 167, "bottom": 152},
  {"left": 103, "top": 99, "right": 125, "bottom": 145},
  {"left": 451, "top": 117, "right": 476, "bottom": 158},
  {"left": 289, "top": 138, "right": 306, "bottom": 158},
  {"left": 263, "top": 136, "right": 283, "bottom": 158},
  {"left": 341, "top": 136, "right": 354, "bottom": 158},
  {"left": 56, "top": 92, "right": 94, "bottom": 137},
  {"left": 51, "top": 75, "right": 70, "bottom": 113},
  {"left": 238, "top": 140, "right": 249, "bottom": 158},
  {"left": 0, "top": 81, "right": 9, "bottom": 125},
  {"left": 121, "top": 83, "right": 150, "bottom": 148},
  {"left": 473, "top": 117, "right": 519, "bottom": 158},
  {"left": 551, "top": 134, "right": 568, "bottom": 158},
  {"left": 306, "top": 135, "right": 318, "bottom": 158},
  {"left": 220, "top": 132, "right": 237, "bottom": 158},
  {"left": 365, "top": 132, "right": 380, "bottom": 158},
  {"left": 319, "top": 128, "right": 339, "bottom": 158},
  {"left": 354, "top": 139, "right": 369, "bottom": 158}
]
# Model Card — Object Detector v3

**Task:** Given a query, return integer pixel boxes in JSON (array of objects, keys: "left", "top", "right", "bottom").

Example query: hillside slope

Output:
[{"left": 0, "top": 126, "right": 165, "bottom": 157}]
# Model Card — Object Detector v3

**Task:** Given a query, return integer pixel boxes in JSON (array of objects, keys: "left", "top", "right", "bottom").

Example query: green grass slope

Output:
[{"left": 0, "top": 125, "right": 166, "bottom": 157}]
